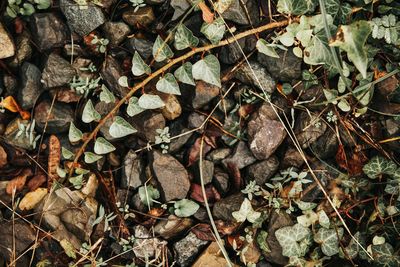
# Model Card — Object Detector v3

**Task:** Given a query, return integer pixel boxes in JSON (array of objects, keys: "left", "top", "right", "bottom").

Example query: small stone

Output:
[
  {"left": 169, "top": 121, "right": 193, "bottom": 152},
  {"left": 30, "top": 13, "right": 68, "bottom": 51},
  {"left": 41, "top": 53, "right": 76, "bottom": 88},
  {"left": 60, "top": 0, "right": 106, "bottom": 36},
  {"left": 309, "top": 129, "right": 339, "bottom": 159},
  {"left": 126, "top": 37, "right": 154, "bottom": 59},
  {"left": 161, "top": 93, "right": 182, "bottom": 120},
  {"left": 192, "top": 81, "right": 220, "bottom": 109},
  {"left": 213, "top": 167, "right": 230, "bottom": 194},
  {"left": 247, "top": 104, "right": 286, "bottom": 160},
  {"left": 154, "top": 215, "right": 192, "bottom": 239},
  {"left": 128, "top": 111, "right": 165, "bottom": 142},
  {"left": 246, "top": 156, "right": 279, "bottom": 185},
  {"left": 221, "top": 0, "right": 259, "bottom": 25},
  {"left": 220, "top": 36, "right": 256, "bottom": 65},
  {"left": 34, "top": 100, "right": 74, "bottom": 134},
  {"left": 240, "top": 241, "right": 261, "bottom": 265},
  {"left": 295, "top": 111, "right": 327, "bottom": 149},
  {"left": 281, "top": 147, "right": 304, "bottom": 169},
  {"left": 188, "top": 112, "right": 206, "bottom": 130},
  {"left": 193, "top": 160, "right": 214, "bottom": 184},
  {"left": 257, "top": 48, "right": 302, "bottom": 82},
  {"left": 3, "top": 74, "right": 17, "bottom": 95},
  {"left": 0, "top": 22, "right": 15, "bottom": 59},
  {"left": 64, "top": 44, "right": 84, "bottom": 57},
  {"left": 122, "top": 150, "right": 145, "bottom": 189},
  {"left": 234, "top": 60, "right": 276, "bottom": 93},
  {"left": 101, "top": 55, "right": 129, "bottom": 97},
  {"left": 95, "top": 101, "right": 120, "bottom": 141},
  {"left": 151, "top": 150, "right": 191, "bottom": 201},
  {"left": 123, "top": 7, "right": 155, "bottom": 28},
  {"left": 0, "top": 145, "right": 7, "bottom": 168},
  {"left": 173, "top": 232, "right": 209, "bottom": 267},
  {"left": 102, "top": 21, "right": 131, "bottom": 46},
  {"left": 213, "top": 193, "right": 244, "bottom": 222},
  {"left": 18, "top": 62, "right": 43, "bottom": 110},
  {"left": 9, "top": 31, "right": 32, "bottom": 67},
  {"left": 193, "top": 242, "right": 240, "bottom": 267},
  {"left": 133, "top": 225, "right": 168, "bottom": 260},
  {"left": 207, "top": 148, "right": 231, "bottom": 163},
  {"left": 222, "top": 141, "right": 256, "bottom": 170}
]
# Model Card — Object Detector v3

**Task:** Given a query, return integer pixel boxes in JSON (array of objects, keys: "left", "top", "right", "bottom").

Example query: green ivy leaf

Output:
[
  {"left": 192, "top": 54, "right": 221, "bottom": 87},
  {"left": 138, "top": 94, "right": 165, "bottom": 109},
  {"left": 256, "top": 230, "right": 271, "bottom": 253},
  {"left": 138, "top": 185, "right": 160, "bottom": 207},
  {"left": 323, "top": 89, "right": 338, "bottom": 104},
  {"left": 174, "top": 199, "right": 200, "bottom": 217},
  {"left": 330, "top": 21, "right": 372, "bottom": 79},
  {"left": 82, "top": 99, "right": 101, "bottom": 123},
  {"left": 21, "top": 3, "right": 35, "bottom": 16},
  {"left": 325, "top": 0, "right": 352, "bottom": 24},
  {"left": 297, "top": 210, "right": 318, "bottom": 227},
  {"left": 232, "top": 198, "right": 261, "bottom": 223},
  {"left": 94, "top": 137, "right": 116, "bottom": 155},
  {"left": 314, "top": 228, "right": 343, "bottom": 256},
  {"left": 99, "top": 85, "right": 116, "bottom": 104},
  {"left": 156, "top": 73, "right": 181, "bottom": 95},
  {"left": 371, "top": 243, "right": 400, "bottom": 267},
  {"left": 174, "top": 62, "right": 195, "bottom": 86},
  {"left": 36, "top": 0, "right": 51, "bottom": 9},
  {"left": 174, "top": 24, "right": 199, "bottom": 50},
  {"left": 363, "top": 155, "right": 398, "bottom": 179},
  {"left": 84, "top": 152, "right": 103, "bottom": 164},
  {"left": 127, "top": 96, "right": 145, "bottom": 117},
  {"left": 109, "top": 116, "right": 137, "bottom": 138},
  {"left": 277, "top": 0, "right": 318, "bottom": 15},
  {"left": 318, "top": 210, "right": 330, "bottom": 228},
  {"left": 118, "top": 76, "right": 129, "bottom": 87},
  {"left": 62, "top": 147, "right": 74, "bottom": 160},
  {"left": 200, "top": 18, "right": 226, "bottom": 45},
  {"left": 304, "top": 28, "right": 337, "bottom": 70},
  {"left": 152, "top": 36, "right": 174, "bottom": 62},
  {"left": 69, "top": 122, "right": 83, "bottom": 143},
  {"left": 341, "top": 232, "right": 362, "bottom": 259},
  {"left": 275, "top": 223, "right": 312, "bottom": 257},
  {"left": 131, "top": 51, "right": 151, "bottom": 76},
  {"left": 337, "top": 98, "right": 351, "bottom": 112},
  {"left": 256, "top": 39, "right": 279, "bottom": 58}
]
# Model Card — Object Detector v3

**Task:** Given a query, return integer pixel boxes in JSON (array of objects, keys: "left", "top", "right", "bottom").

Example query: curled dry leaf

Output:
[
  {"left": 199, "top": 2, "right": 214, "bottom": 24},
  {"left": 19, "top": 187, "right": 48, "bottom": 210},
  {"left": 48, "top": 135, "right": 61, "bottom": 188},
  {"left": 6, "top": 168, "right": 32, "bottom": 195},
  {"left": 0, "top": 145, "right": 7, "bottom": 169},
  {"left": 187, "top": 136, "right": 215, "bottom": 166},
  {"left": 0, "top": 96, "right": 30, "bottom": 120},
  {"left": 27, "top": 174, "right": 47, "bottom": 191},
  {"left": 190, "top": 183, "right": 221, "bottom": 203}
]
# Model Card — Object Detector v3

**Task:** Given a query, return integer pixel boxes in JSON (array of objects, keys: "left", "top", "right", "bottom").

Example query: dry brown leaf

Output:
[
  {"left": 0, "top": 145, "right": 7, "bottom": 169},
  {"left": 198, "top": 2, "right": 214, "bottom": 23},
  {"left": 190, "top": 183, "right": 220, "bottom": 203},
  {"left": 0, "top": 96, "right": 30, "bottom": 119},
  {"left": 27, "top": 174, "right": 47, "bottom": 191},
  {"left": 19, "top": 187, "right": 47, "bottom": 210},
  {"left": 48, "top": 135, "right": 61, "bottom": 188},
  {"left": 6, "top": 168, "right": 32, "bottom": 195}
]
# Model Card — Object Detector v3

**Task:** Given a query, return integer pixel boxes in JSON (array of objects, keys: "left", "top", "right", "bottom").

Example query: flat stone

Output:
[
  {"left": 213, "top": 193, "right": 244, "bottom": 222},
  {"left": 192, "top": 81, "right": 220, "bottom": 109},
  {"left": 122, "top": 150, "right": 145, "bottom": 189},
  {"left": 160, "top": 93, "right": 182, "bottom": 120},
  {"left": 34, "top": 100, "right": 74, "bottom": 134},
  {"left": 127, "top": 110, "right": 165, "bottom": 142},
  {"left": 222, "top": 141, "right": 257, "bottom": 170},
  {"left": 193, "top": 242, "right": 240, "bottom": 267},
  {"left": 0, "top": 22, "right": 15, "bottom": 59},
  {"left": 281, "top": 147, "right": 304, "bottom": 169},
  {"left": 220, "top": 35, "right": 256, "bottom": 65},
  {"left": 102, "top": 21, "right": 131, "bottom": 46},
  {"left": 18, "top": 62, "right": 43, "bottom": 110},
  {"left": 234, "top": 60, "right": 276, "bottom": 93},
  {"left": 173, "top": 232, "right": 209, "bottom": 267},
  {"left": 154, "top": 215, "right": 192, "bottom": 239},
  {"left": 41, "top": 53, "right": 76, "bottom": 88},
  {"left": 123, "top": 7, "right": 155, "bottom": 28},
  {"left": 221, "top": 0, "right": 259, "bottom": 25},
  {"left": 213, "top": 167, "right": 230, "bottom": 194},
  {"left": 101, "top": 55, "right": 129, "bottom": 97},
  {"left": 9, "top": 31, "right": 32, "bottom": 67},
  {"left": 193, "top": 159, "right": 214, "bottom": 184},
  {"left": 126, "top": 37, "right": 154, "bottom": 59},
  {"left": 207, "top": 148, "right": 231, "bottom": 163},
  {"left": 133, "top": 225, "right": 168, "bottom": 260},
  {"left": 30, "top": 13, "right": 68, "bottom": 51},
  {"left": 246, "top": 156, "right": 279, "bottom": 185},
  {"left": 295, "top": 111, "right": 327, "bottom": 149}
]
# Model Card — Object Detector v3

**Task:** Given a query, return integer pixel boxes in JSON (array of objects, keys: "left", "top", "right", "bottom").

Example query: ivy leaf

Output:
[
  {"left": 363, "top": 156, "right": 398, "bottom": 179},
  {"left": 277, "top": 0, "right": 318, "bottom": 15},
  {"left": 82, "top": 99, "right": 101, "bottom": 123},
  {"left": 232, "top": 198, "right": 261, "bottom": 223},
  {"left": 152, "top": 36, "right": 174, "bottom": 62},
  {"left": 341, "top": 232, "right": 362, "bottom": 259},
  {"left": 325, "top": 0, "right": 352, "bottom": 24},
  {"left": 275, "top": 223, "right": 312, "bottom": 257},
  {"left": 318, "top": 210, "right": 330, "bottom": 228},
  {"left": 256, "top": 39, "right": 279, "bottom": 58},
  {"left": 330, "top": 21, "right": 372, "bottom": 79},
  {"left": 84, "top": 152, "right": 103, "bottom": 164},
  {"left": 323, "top": 89, "right": 338, "bottom": 104},
  {"left": 138, "top": 185, "right": 160, "bottom": 207},
  {"left": 36, "top": 0, "right": 51, "bottom": 9},
  {"left": 156, "top": 73, "right": 181, "bottom": 95},
  {"left": 200, "top": 18, "right": 226, "bottom": 45},
  {"left": 304, "top": 28, "right": 337, "bottom": 70},
  {"left": 94, "top": 137, "right": 116, "bottom": 155},
  {"left": 109, "top": 116, "right": 137, "bottom": 138},
  {"left": 60, "top": 239, "right": 76, "bottom": 259},
  {"left": 62, "top": 147, "right": 74, "bottom": 160},
  {"left": 99, "top": 85, "right": 116, "bottom": 104},
  {"left": 131, "top": 51, "right": 151, "bottom": 76},
  {"left": 314, "top": 228, "right": 343, "bottom": 256},
  {"left": 174, "top": 24, "right": 199, "bottom": 50},
  {"left": 297, "top": 210, "right": 318, "bottom": 227},
  {"left": 174, "top": 199, "right": 200, "bottom": 217},
  {"left": 174, "top": 62, "right": 195, "bottom": 86},
  {"left": 127, "top": 96, "right": 145, "bottom": 117},
  {"left": 337, "top": 98, "right": 351, "bottom": 112},
  {"left": 69, "top": 122, "right": 83, "bottom": 143},
  {"left": 138, "top": 94, "right": 165, "bottom": 109},
  {"left": 118, "top": 76, "right": 129, "bottom": 87},
  {"left": 371, "top": 243, "right": 400, "bottom": 267},
  {"left": 192, "top": 54, "right": 221, "bottom": 87}
]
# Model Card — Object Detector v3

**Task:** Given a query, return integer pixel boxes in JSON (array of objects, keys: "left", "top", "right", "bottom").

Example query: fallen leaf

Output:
[
  {"left": 227, "top": 162, "right": 242, "bottom": 190},
  {"left": 227, "top": 234, "right": 244, "bottom": 250},
  {"left": 6, "top": 168, "right": 32, "bottom": 195},
  {"left": 27, "top": 174, "right": 47, "bottom": 191},
  {"left": 198, "top": 2, "right": 214, "bottom": 24},
  {"left": 190, "top": 183, "right": 220, "bottom": 203},
  {"left": 0, "top": 145, "right": 7, "bottom": 169},
  {"left": 187, "top": 137, "right": 212, "bottom": 166},
  {"left": 48, "top": 135, "right": 61, "bottom": 188},
  {"left": 19, "top": 187, "right": 47, "bottom": 210},
  {"left": 0, "top": 96, "right": 30, "bottom": 119},
  {"left": 192, "top": 223, "right": 215, "bottom": 241}
]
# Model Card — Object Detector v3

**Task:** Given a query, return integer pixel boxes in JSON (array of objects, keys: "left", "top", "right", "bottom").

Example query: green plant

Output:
[
  {"left": 15, "top": 119, "right": 41, "bottom": 149},
  {"left": 155, "top": 127, "right": 171, "bottom": 153},
  {"left": 129, "top": 0, "right": 146, "bottom": 12},
  {"left": 70, "top": 76, "right": 101, "bottom": 97},
  {"left": 91, "top": 36, "right": 109, "bottom": 53},
  {"left": 6, "top": 0, "right": 51, "bottom": 18}
]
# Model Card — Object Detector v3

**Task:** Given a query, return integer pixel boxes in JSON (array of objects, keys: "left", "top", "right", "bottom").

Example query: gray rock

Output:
[
  {"left": 41, "top": 53, "right": 76, "bottom": 88},
  {"left": 281, "top": 147, "right": 304, "bottom": 169},
  {"left": 207, "top": 148, "right": 231, "bottom": 163},
  {"left": 188, "top": 112, "right": 206, "bottom": 130},
  {"left": 9, "top": 31, "right": 32, "bottom": 67},
  {"left": 133, "top": 225, "right": 168, "bottom": 260},
  {"left": 0, "top": 22, "right": 15, "bottom": 59},
  {"left": 193, "top": 81, "right": 220, "bottom": 109},
  {"left": 171, "top": 0, "right": 191, "bottom": 20},
  {"left": 151, "top": 150, "right": 191, "bottom": 201},
  {"left": 213, "top": 167, "right": 230, "bottom": 194},
  {"left": 301, "top": 161, "right": 333, "bottom": 202},
  {"left": 234, "top": 60, "right": 276, "bottom": 93},
  {"left": 247, "top": 156, "right": 279, "bottom": 185},
  {"left": 173, "top": 232, "right": 209, "bottom": 267},
  {"left": 257, "top": 48, "right": 302, "bottom": 82},
  {"left": 30, "top": 13, "right": 68, "bottom": 51},
  {"left": 122, "top": 150, "right": 145, "bottom": 189},
  {"left": 295, "top": 111, "right": 327, "bottom": 149},
  {"left": 60, "top": 0, "right": 106, "bottom": 36},
  {"left": 310, "top": 128, "right": 338, "bottom": 159},
  {"left": 193, "top": 159, "right": 214, "bottom": 184},
  {"left": 127, "top": 110, "right": 165, "bottom": 142},
  {"left": 123, "top": 7, "right": 155, "bottom": 28},
  {"left": 126, "top": 37, "right": 154, "bottom": 59},
  {"left": 154, "top": 215, "right": 192, "bottom": 239},
  {"left": 64, "top": 44, "right": 84, "bottom": 57},
  {"left": 102, "top": 21, "right": 131, "bottom": 46},
  {"left": 101, "top": 55, "right": 129, "bottom": 97},
  {"left": 3, "top": 74, "right": 17, "bottom": 95},
  {"left": 213, "top": 193, "right": 244, "bottom": 221},
  {"left": 247, "top": 104, "right": 286, "bottom": 160},
  {"left": 222, "top": 141, "right": 256, "bottom": 169},
  {"left": 221, "top": 0, "right": 259, "bottom": 25},
  {"left": 220, "top": 36, "right": 256, "bottom": 65},
  {"left": 34, "top": 100, "right": 74, "bottom": 134},
  {"left": 18, "top": 62, "right": 43, "bottom": 110}
]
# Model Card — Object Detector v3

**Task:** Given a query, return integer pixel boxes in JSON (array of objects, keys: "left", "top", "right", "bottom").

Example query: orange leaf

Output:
[
  {"left": 0, "top": 96, "right": 30, "bottom": 119},
  {"left": 6, "top": 168, "right": 32, "bottom": 195},
  {"left": 48, "top": 135, "right": 61, "bottom": 188},
  {"left": 199, "top": 2, "right": 214, "bottom": 23}
]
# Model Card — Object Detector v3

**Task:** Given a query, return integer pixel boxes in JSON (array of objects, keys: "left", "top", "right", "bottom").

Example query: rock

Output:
[
  {"left": 122, "top": 150, "right": 145, "bottom": 189},
  {"left": 0, "top": 145, "right": 7, "bottom": 168},
  {"left": 18, "top": 62, "right": 43, "bottom": 110},
  {"left": 19, "top": 187, "right": 48, "bottom": 210},
  {"left": 0, "top": 221, "right": 35, "bottom": 266},
  {"left": 221, "top": 0, "right": 259, "bottom": 25},
  {"left": 281, "top": 147, "right": 304, "bottom": 169},
  {"left": 193, "top": 160, "right": 214, "bottom": 184},
  {"left": 207, "top": 148, "right": 231, "bottom": 163},
  {"left": 101, "top": 55, "right": 129, "bottom": 97},
  {"left": 213, "top": 193, "right": 244, "bottom": 221},
  {"left": 128, "top": 111, "right": 165, "bottom": 142},
  {"left": 102, "top": 21, "right": 131, "bottom": 46},
  {"left": 220, "top": 36, "right": 257, "bottom": 65},
  {"left": 247, "top": 104, "right": 286, "bottom": 160},
  {"left": 9, "top": 31, "right": 32, "bottom": 67},
  {"left": 34, "top": 100, "right": 74, "bottom": 134},
  {"left": 262, "top": 210, "right": 293, "bottom": 266},
  {"left": 30, "top": 13, "right": 68, "bottom": 51},
  {"left": 151, "top": 150, "right": 191, "bottom": 201},
  {"left": 234, "top": 60, "right": 276, "bottom": 93},
  {"left": 295, "top": 111, "right": 327, "bottom": 149},
  {"left": 257, "top": 48, "right": 302, "bottom": 82},
  {"left": 0, "top": 22, "right": 15, "bottom": 59},
  {"left": 171, "top": 0, "right": 191, "bottom": 20},
  {"left": 192, "top": 81, "right": 220, "bottom": 109},
  {"left": 188, "top": 112, "right": 206, "bottom": 130},
  {"left": 193, "top": 242, "right": 240, "bottom": 267},
  {"left": 133, "top": 225, "right": 168, "bottom": 260},
  {"left": 213, "top": 167, "right": 230, "bottom": 194},
  {"left": 247, "top": 156, "right": 279, "bottom": 185},
  {"left": 3, "top": 74, "right": 17, "bottom": 95},
  {"left": 309, "top": 128, "right": 339, "bottom": 159},
  {"left": 240, "top": 241, "right": 261, "bottom": 265},
  {"left": 173, "top": 232, "right": 209, "bottom": 267},
  {"left": 60, "top": 0, "right": 106, "bottom": 36},
  {"left": 41, "top": 53, "right": 76, "bottom": 88},
  {"left": 36, "top": 187, "right": 98, "bottom": 249},
  {"left": 123, "top": 7, "right": 155, "bottom": 28},
  {"left": 169, "top": 121, "right": 193, "bottom": 152},
  {"left": 126, "top": 37, "right": 154, "bottom": 59},
  {"left": 222, "top": 141, "right": 256, "bottom": 169},
  {"left": 160, "top": 93, "right": 182, "bottom": 120},
  {"left": 154, "top": 215, "right": 192, "bottom": 239}
]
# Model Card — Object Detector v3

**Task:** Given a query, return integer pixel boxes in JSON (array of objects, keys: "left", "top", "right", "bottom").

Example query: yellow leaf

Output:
[{"left": 19, "top": 188, "right": 47, "bottom": 210}]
